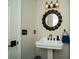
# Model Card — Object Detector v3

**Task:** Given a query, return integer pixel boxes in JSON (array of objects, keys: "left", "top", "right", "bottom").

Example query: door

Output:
[{"left": 8, "top": 0, "right": 21, "bottom": 59}]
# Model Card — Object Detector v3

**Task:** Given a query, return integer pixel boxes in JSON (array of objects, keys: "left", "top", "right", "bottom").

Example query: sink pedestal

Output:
[
  {"left": 35, "top": 37, "right": 63, "bottom": 59},
  {"left": 47, "top": 49, "right": 53, "bottom": 59}
]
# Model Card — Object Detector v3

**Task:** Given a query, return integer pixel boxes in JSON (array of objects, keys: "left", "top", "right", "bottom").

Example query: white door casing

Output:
[{"left": 8, "top": 0, "right": 21, "bottom": 59}]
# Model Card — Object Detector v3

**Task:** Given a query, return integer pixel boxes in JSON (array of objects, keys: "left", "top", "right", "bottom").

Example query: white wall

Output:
[
  {"left": 21, "top": 0, "right": 70, "bottom": 59},
  {"left": 21, "top": 0, "right": 36, "bottom": 59}
]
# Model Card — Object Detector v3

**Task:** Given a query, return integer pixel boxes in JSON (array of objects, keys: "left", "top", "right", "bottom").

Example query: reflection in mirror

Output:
[{"left": 46, "top": 14, "right": 58, "bottom": 27}]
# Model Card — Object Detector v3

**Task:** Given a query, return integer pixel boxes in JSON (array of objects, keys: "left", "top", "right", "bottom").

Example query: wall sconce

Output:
[{"left": 45, "top": 0, "right": 59, "bottom": 10}]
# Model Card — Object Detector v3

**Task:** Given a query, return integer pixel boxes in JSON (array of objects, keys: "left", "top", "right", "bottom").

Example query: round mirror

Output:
[
  {"left": 46, "top": 14, "right": 58, "bottom": 27},
  {"left": 42, "top": 10, "right": 62, "bottom": 31}
]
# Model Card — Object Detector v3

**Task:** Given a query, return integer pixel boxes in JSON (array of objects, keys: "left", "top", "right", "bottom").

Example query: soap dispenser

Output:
[{"left": 62, "top": 29, "right": 70, "bottom": 43}]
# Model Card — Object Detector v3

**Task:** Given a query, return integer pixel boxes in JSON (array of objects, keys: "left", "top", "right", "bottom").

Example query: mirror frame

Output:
[{"left": 42, "top": 10, "right": 62, "bottom": 31}]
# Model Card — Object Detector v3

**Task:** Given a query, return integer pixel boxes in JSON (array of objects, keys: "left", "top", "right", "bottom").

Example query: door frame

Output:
[
  {"left": 8, "top": 0, "right": 21, "bottom": 59},
  {"left": 17, "top": 0, "right": 21, "bottom": 59}
]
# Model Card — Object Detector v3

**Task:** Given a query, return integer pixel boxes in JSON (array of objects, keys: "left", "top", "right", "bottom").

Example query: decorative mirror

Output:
[{"left": 42, "top": 10, "right": 62, "bottom": 31}]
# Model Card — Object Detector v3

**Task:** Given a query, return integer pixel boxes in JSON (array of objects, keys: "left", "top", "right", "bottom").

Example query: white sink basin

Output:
[
  {"left": 35, "top": 37, "right": 63, "bottom": 59},
  {"left": 35, "top": 37, "right": 63, "bottom": 49}
]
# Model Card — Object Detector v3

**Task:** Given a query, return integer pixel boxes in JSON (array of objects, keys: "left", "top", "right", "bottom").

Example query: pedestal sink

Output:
[{"left": 35, "top": 37, "right": 63, "bottom": 59}]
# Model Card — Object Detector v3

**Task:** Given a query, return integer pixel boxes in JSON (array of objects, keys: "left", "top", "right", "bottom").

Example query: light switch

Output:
[{"left": 22, "top": 29, "right": 27, "bottom": 35}]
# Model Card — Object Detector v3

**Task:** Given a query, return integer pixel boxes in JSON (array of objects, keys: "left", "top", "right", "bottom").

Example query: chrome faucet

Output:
[{"left": 48, "top": 34, "right": 52, "bottom": 40}]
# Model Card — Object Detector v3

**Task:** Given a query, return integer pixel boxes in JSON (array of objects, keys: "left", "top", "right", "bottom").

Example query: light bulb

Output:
[
  {"left": 56, "top": 2, "right": 59, "bottom": 7},
  {"left": 55, "top": 0, "right": 59, "bottom": 7},
  {"left": 50, "top": 1, "right": 53, "bottom": 8},
  {"left": 45, "top": 2, "right": 48, "bottom": 9},
  {"left": 45, "top": 4, "right": 48, "bottom": 8}
]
